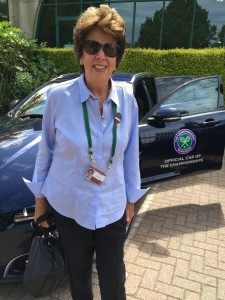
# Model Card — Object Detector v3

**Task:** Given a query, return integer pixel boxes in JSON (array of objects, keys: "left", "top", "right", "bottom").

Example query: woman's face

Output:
[{"left": 80, "top": 27, "right": 117, "bottom": 86}]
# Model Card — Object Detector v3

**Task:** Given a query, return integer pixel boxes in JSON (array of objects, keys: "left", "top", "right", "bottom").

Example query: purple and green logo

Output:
[{"left": 174, "top": 129, "right": 196, "bottom": 154}]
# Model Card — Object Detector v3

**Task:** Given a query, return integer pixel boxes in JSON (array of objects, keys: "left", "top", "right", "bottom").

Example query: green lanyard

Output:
[{"left": 82, "top": 101, "right": 117, "bottom": 169}]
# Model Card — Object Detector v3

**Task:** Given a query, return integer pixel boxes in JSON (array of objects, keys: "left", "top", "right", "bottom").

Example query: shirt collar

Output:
[{"left": 78, "top": 74, "right": 119, "bottom": 107}]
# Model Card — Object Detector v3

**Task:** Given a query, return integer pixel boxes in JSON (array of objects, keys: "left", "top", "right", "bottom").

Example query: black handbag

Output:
[{"left": 23, "top": 214, "right": 67, "bottom": 298}]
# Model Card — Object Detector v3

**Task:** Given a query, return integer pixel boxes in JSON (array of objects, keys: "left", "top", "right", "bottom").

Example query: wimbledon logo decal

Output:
[{"left": 174, "top": 129, "right": 196, "bottom": 154}]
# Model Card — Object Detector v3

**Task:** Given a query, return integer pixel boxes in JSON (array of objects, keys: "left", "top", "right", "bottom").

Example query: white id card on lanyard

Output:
[{"left": 84, "top": 163, "right": 107, "bottom": 186}]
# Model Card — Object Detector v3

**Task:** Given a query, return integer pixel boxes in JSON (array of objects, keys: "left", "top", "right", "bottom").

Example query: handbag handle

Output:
[
  {"left": 36, "top": 212, "right": 55, "bottom": 225},
  {"left": 32, "top": 212, "right": 58, "bottom": 239},
  {"left": 32, "top": 212, "right": 55, "bottom": 228}
]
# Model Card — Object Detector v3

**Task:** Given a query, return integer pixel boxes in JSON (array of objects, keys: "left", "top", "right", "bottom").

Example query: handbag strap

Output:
[
  {"left": 36, "top": 212, "right": 55, "bottom": 225},
  {"left": 32, "top": 212, "right": 55, "bottom": 230}
]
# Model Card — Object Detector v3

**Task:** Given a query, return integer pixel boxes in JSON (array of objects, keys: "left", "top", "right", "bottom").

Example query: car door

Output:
[{"left": 139, "top": 76, "right": 225, "bottom": 183}]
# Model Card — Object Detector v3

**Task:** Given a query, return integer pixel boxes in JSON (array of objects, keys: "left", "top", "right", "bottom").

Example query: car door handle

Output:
[{"left": 203, "top": 119, "right": 220, "bottom": 126}]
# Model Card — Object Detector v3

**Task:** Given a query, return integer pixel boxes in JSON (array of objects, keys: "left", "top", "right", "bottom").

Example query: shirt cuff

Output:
[
  {"left": 22, "top": 177, "right": 45, "bottom": 198},
  {"left": 126, "top": 184, "right": 150, "bottom": 203}
]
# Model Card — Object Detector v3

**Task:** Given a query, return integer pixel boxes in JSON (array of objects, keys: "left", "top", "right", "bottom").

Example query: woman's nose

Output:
[{"left": 96, "top": 47, "right": 106, "bottom": 59}]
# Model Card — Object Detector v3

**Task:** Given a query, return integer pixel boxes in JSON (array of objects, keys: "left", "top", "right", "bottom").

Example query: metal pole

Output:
[
  {"left": 159, "top": 0, "right": 166, "bottom": 49},
  {"left": 131, "top": 1, "right": 137, "bottom": 47},
  {"left": 55, "top": 0, "right": 59, "bottom": 47},
  {"left": 189, "top": 0, "right": 197, "bottom": 48}
]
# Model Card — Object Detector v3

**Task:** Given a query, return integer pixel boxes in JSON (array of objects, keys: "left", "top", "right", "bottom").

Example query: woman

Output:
[{"left": 25, "top": 4, "right": 148, "bottom": 300}]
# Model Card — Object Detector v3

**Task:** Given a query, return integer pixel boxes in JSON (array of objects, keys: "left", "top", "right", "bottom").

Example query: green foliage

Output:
[
  {"left": 118, "top": 48, "right": 225, "bottom": 80},
  {"left": 218, "top": 25, "right": 225, "bottom": 46},
  {"left": 40, "top": 47, "right": 225, "bottom": 81},
  {"left": 0, "top": 22, "right": 59, "bottom": 115},
  {"left": 40, "top": 48, "right": 79, "bottom": 74}
]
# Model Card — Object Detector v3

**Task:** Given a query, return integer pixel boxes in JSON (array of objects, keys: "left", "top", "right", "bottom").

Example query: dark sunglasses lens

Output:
[
  {"left": 83, "top": 40, "right": 100, "bottom": 55},
  {"left": 103, "top": 44, "right": 118, "bottom": 57},
  {"left": 83, "top": 40, "right": 119, "bottom": 57}
]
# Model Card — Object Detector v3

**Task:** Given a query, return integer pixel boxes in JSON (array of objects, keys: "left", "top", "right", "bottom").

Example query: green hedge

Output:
[
  {"left": 40, "top": 47, "right": 225, "bottom": 79},
  {"left": 120, "top": 48, "right": 225, "bottom": 79},
  {"left": 40, "top": 48, "right": 79, "bottom": 74}
]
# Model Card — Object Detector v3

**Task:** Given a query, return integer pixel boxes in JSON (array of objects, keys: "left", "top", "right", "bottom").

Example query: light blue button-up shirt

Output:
[{"left": 25, "top": 74, "right": 148, "bottom": 229}]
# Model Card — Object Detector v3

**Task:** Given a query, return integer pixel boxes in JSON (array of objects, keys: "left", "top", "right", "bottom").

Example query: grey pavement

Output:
[{"left": 1, "top": 155, "right": 225, "bottom": 300}]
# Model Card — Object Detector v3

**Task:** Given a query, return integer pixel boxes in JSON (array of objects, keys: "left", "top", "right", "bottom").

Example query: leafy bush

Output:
[
  {"left": 0, "top": 22, "right": 59, "bottom": 115},
  {"left": 40, "top": 47, "right": 225, "bottom": 80},
  {"left": 40, "top": 48, "right": 79, "bottom": 74},
  {"left": 119, "top": 48, "right": 225, "bottom": 79}
]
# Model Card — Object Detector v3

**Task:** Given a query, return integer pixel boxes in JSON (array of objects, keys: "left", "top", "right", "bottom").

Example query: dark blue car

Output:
[{"left": 0, "top": 72, "right": 225, "bottom": 282}]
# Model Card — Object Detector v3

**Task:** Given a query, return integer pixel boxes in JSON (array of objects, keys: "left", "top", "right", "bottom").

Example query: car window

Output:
[
  {"left": 142, "top": 77, "right": 157, "bottom": 106},
  {"left": 134, "top": 82, "right": 150, "bottom": 120},
  {"left": 159, "top": 77, "right": 219, "bottom": 114},
  {"left": 155, "top": 76, "right": 196, "bottom": 101},
  {"left": 14, "top": 84, "right": 57, "bottom": 117}
]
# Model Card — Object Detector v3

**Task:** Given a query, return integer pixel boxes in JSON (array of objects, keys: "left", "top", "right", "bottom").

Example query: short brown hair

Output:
[{"left": 73, "top": 4, "right": 126, "bottom": 72}]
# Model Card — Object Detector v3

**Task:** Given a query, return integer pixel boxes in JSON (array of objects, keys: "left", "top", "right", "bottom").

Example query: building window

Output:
[
  {"left": 0, "top": 0, "right": 9, "bottom": 22},
  {"left": 35, "top": 0, "right": 225, "bottom": 49},
  {"left": 36, "top": 0, "right": 104, "bottom": 48}
]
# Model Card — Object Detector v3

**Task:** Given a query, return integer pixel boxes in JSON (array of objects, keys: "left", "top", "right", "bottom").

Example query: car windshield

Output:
[{"left": 13, "top": 83, "right": 57, "bottom": 118}]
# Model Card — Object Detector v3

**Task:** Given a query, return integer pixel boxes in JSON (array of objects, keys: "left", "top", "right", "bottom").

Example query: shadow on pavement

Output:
[{"left": 132, "top": 202, "right": 224, "bottom": 257}]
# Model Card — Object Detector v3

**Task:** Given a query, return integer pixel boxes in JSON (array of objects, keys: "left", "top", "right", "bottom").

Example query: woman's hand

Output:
[
  {"left": 34, "top": 197, "right": 50, "bottom": 228},
  {"left": 126, "top": 202, "right": 135, "bottom": 225}
]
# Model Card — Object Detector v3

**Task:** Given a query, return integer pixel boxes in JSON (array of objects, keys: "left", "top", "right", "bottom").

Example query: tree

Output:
[
  {"left": 218, "top": 25, "right": 225, "bottom": 46},
  {"left": 0, "top": 22, "right": 58, "bottom": 115},
  {"left": 137, "top": 0, "right": 217, "bottom": 49},
  {"left": 209, "top": 24, "right": 218, "bottom": 46},
  {"left": 137, "top": 11, "right": 161, "bottom": 48}
]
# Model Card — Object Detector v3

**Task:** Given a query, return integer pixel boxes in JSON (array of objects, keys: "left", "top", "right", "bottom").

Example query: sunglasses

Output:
[{"left": 83, "top": 40, "right": 120, "bottom": 58}]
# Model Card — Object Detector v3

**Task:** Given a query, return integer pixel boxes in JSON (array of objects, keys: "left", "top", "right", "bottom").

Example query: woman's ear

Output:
[{"left": 79, "top": 57, "right": 84, "bottom": 66}]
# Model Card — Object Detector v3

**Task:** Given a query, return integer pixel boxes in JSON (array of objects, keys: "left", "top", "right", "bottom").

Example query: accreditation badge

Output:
[{"left": 84, "top": 163, "right": 107, "bottom": 185}]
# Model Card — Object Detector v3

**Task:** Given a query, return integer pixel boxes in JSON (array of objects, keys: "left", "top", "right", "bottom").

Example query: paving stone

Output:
[
  {"left": 184, "top": 290, "right": 200, "bottom": 300},
  {"left": 174, "top": 258, "right": 190, "bottom": 278},
  {"left": 218, "top": 278, "right": 225, "bottom": 300},
  {"left": 136, "top": 288, "right": 167, "bottom": 300},
  {"left": 172, "top": 276, "right": 201, "bottom": 293},
  {"left": 190, "top": 254, "right": 204, "bottom": 273},
  {"left": 141, "top": 269, "right": 158, "bottom": 290},
  {"left": 126, "top": 273, "right": 142, "bottom": 295},
  {"left": 155, "top": 281, "right": 184, "bottom": 299},
  {"left": 201, "top": 284, "right": 216, "bottom": 300},
  {"left": 188, "top": 270, "right": 217, "bottom": 287},
  {"left": 158, "top": 263, "right": 174, "bottom": 284}
]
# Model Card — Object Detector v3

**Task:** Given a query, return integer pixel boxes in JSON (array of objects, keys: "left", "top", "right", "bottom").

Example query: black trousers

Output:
[{"left": 53, "top": 209, "right": 127, "bottom": 300}]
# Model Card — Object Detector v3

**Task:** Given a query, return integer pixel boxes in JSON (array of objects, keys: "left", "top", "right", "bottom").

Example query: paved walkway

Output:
[{"left": 1, "top": 155, "right": 225, "bottom": 300}]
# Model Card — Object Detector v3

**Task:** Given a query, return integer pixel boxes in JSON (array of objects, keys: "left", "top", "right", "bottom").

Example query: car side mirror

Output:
[{"left": 148, "top": 107, "right": 181, "bottom": 123}]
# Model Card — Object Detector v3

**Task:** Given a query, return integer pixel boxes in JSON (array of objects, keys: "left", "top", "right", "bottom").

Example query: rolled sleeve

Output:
[
  {"left": 125, "top": 183, "right": 149, "bottom": 203},
  {"left": 23, "top": 178, "right": 45, "bottom": 198}
]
